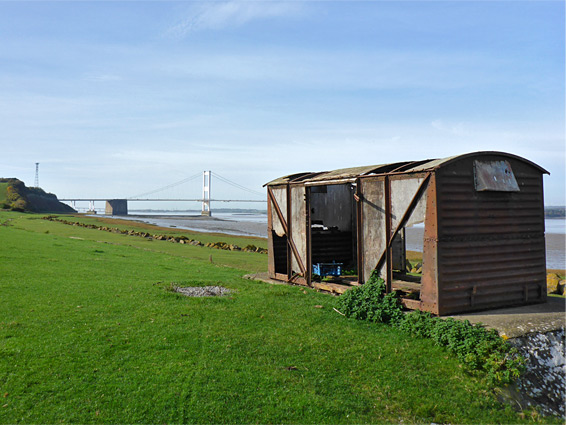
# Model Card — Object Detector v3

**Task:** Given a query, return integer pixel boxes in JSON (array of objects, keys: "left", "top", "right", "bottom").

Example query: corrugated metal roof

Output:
[
  {"left": 264, "top": 151, "right": 548, "bottom": 186},
  {"left": 403, "top": 156, "right": 458, "bottom": 173},
  {"left": 264, "top": 163, "right": 408, "bottom": 186},
  {"left": 265, "top": 172, "right": 314, "bottom": 186},
  {"left": 305, "top": 164, "right": 393, "bottom": 182},
  {"left": 404, "top": 152, "right": 549, "bottom": 174}
]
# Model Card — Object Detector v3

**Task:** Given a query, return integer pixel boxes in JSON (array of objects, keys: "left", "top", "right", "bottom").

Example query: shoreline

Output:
[
  {"left": 105, "top": 214, "right": 565, "bottom": 271},
  {"left": 114, "top": 214, "right": 268, "bottom": 239}
]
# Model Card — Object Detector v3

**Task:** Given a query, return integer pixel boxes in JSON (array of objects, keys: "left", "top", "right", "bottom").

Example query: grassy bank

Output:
[{"left": 0, "top": 212, "right": 560, "bottom": 423}]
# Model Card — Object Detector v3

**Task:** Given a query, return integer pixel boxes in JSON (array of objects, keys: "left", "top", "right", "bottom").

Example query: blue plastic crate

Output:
[{"left": 313, "top": 262, "right": 342, "bottom": 277}]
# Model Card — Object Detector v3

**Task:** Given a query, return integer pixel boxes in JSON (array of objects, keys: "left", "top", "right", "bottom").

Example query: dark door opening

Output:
[
  {"left": 272, "top": 231, "right": 288, "bottom": 275},
  {"left": 309, "top": 184, "right": 359, "bottom": 286}
]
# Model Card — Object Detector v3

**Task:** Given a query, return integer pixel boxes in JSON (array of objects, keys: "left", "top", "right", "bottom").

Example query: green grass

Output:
[
  {"left": 0, "top": 212, "right": 560, "bottom": 424},
  {"left": 61, "top": 214, "right": 268, "bottom": 249},
  {"left": 15, "top": 214, "right": 267, "bottom": 273}
]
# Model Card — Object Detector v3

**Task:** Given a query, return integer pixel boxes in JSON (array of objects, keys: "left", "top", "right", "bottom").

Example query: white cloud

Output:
[{"left": 165, "top": 1, "right": 303, "bottom": 37}]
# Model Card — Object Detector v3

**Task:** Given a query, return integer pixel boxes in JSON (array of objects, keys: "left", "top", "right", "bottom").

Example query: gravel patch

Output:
[{"left": 174, "top": 286, "right": 231, "bottom": 297}]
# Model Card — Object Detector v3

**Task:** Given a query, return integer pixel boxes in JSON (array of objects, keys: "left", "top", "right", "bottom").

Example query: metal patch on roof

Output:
[{"left": 474, "top": 160, "right": 520, "bottom": 192}]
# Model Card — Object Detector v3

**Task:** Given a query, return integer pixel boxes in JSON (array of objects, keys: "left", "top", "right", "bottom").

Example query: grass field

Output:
[{"left": 0, "top": 212, "right": 561, "bottom": 423}]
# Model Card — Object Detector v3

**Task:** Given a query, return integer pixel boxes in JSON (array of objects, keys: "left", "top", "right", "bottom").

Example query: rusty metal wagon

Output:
[{"left": 265, "top": 151, "right": 549, "bottom": 315}]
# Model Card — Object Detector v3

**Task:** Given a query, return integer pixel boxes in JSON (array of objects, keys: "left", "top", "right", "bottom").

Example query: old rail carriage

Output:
[{"left": 265, "top": 151, "right": 549, "bottom": 315}]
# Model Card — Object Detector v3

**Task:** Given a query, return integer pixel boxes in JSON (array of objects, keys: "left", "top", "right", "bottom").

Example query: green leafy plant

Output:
[
  {"left": 340, "top": 268, "right": 357, "bottom": 276},
  {"left": 336, "top": 272, "right": 525, "bottom": 385},
  {"left": 400, "top": 310, "right": 525, "bottom": 384},
  {"left": 335, "top": 270, "right": 403, "bottom": 325}
]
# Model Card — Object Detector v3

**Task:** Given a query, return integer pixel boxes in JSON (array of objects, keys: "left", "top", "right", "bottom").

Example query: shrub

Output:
[
  {"left": 335, "top": 270, "right": 403, "bottom": 325},
  {"left": 11, "top": 198, "right": 27, "bottom": 211},
  {"left": 335, "top": 274, "right": 525, "bottom": 385}
]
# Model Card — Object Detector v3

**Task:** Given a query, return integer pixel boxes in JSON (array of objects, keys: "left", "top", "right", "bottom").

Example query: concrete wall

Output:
[
  {"left": 105, "top": 199, "right": 128, "bottom": 216},
  {"left": 509, "top": 329, "right": 565, "bottom": 417}
]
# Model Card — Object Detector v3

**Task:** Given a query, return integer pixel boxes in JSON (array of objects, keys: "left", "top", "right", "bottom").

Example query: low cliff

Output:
[{"left": 0, "top": 178, "right": 75, "bottom": 213}]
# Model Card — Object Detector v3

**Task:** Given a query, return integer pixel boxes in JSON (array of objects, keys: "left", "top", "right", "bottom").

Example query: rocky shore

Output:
[{"left": 42, "top": 216, "right": 267, "bottom": 254}]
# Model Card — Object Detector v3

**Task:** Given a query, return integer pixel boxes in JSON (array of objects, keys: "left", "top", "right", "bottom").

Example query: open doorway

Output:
[{"left": 309, "top": 184, "right": 359, "bottom": 286}]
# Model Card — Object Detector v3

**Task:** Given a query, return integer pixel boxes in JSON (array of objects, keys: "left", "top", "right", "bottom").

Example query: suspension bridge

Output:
[{"left": 59, "top": 171, "right": 265, "bottom": 216}]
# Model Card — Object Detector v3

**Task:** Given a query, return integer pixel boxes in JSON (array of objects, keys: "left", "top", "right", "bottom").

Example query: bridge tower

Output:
[{"left": 202, "top": 170, "right": 211, "bottom": 216}]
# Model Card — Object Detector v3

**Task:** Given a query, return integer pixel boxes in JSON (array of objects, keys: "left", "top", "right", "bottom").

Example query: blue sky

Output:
[{"left": 1, "top": 1, "right": 564, "bottom": 209}]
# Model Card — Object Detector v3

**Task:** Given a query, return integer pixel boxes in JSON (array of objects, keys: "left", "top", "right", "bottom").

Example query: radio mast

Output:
[{"left": 34, "top": 163, "right": 39, "bottom": 188}]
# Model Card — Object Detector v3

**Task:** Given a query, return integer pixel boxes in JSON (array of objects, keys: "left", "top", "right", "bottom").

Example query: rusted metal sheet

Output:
[
  {"left": 404, "top": 151, "right": 549, "bottom": 175},
  {"left": 305, "top": 164, "right": 391, "bottom": 183},
  {"left": 419, "top": 173, "right": 439, "bottom": 314},
  {"left": 435, "top": 154, "right": 546, "bottom": 315},
  {"left": 355, "top": 178, "right": 364, "bottom": 283},
  {"left": 359, "top": 177, "right": 387, "bottom": 283},
  {"left": 473, "top": 160, "right": 520, "bottom": 192},
  {"left": 264, "top": 172, "right": 318, "bottom": 186}
]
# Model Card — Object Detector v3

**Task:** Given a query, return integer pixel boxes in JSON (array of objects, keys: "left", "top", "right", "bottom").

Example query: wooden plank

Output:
[
  {"left": 392, "top": 280, "right": 422, "bottom": 293},
  {"left": 312, "top": 282, "right": 351, "bottom": 294},
  {"left": 401, "top": 298, "right": 422, "bottom": 310}
]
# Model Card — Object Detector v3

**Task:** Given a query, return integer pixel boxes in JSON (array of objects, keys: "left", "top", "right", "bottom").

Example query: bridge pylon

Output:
[
  {"left": 87, "top": 200, "right": 97, "bottom": 214},
  {"left": 202, "top": 170, "right": 211, "bottom": 216}
]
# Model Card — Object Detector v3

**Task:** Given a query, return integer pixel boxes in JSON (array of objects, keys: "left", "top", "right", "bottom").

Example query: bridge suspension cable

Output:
[
  {"left": 128, "top": 172, "right": 202, "bottom": 199},
  {"left": 211, "top": 172, "right": 264, "bottom": 198}
]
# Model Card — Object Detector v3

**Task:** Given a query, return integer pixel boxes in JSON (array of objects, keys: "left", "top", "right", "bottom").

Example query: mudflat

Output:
[{"left": 125, "top": 214, "right": 268, "bottom": 238}]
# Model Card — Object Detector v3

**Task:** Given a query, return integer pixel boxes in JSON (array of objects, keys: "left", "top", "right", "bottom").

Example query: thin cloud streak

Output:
[{"left": 165, "top": 1, "right": 303, "bottom": 37}]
